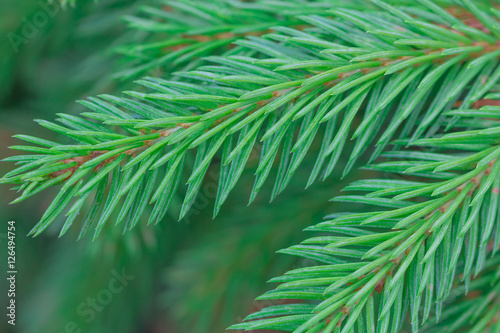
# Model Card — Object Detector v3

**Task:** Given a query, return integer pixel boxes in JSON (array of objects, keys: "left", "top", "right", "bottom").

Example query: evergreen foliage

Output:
[
  {"left": 113, "top": 0, "right": 371, "bottom": 79},
  {"left": 3, "top": 0, "right": 500, "bottom": 332}
]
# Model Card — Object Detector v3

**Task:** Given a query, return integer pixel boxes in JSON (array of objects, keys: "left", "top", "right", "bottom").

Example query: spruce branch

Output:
[
  {"left": 3, "top": 1, "right": 500, "bottom": 333},
  {"left": 230, "top": 138, "right": 500, "bottom": 332},
  {"left": 421, "top": 255, "right": 500, "bottom": 333},
  {"left": 113, "top": 0, "right": 374, "bottom": 80},
  {"left": 3, "top": 1, "right": 500, "bottom": 239},
  {"left": 113, "top": 0, "right": 500, "bottom": 79}
]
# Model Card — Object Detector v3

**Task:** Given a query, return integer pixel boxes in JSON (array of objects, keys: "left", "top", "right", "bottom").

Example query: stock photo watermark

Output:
[
  {"left": 6, "top": 221, "right": 16, "bottom": 326},
  {"left": 53, "top": 268, "right": 135, "bottom": 333},
  {"left": 7, "top": 0, "right": 62, "bottom": 53}
]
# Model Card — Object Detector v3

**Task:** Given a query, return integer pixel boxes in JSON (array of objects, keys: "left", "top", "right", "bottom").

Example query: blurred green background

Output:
[{"left": 0, "top": 1, "right": 370, "bottom": 332}]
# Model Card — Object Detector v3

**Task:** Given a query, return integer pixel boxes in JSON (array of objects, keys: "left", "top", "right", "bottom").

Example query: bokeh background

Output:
[{"left": 0, "top": 1, "right": 372, "bottom": 332}]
